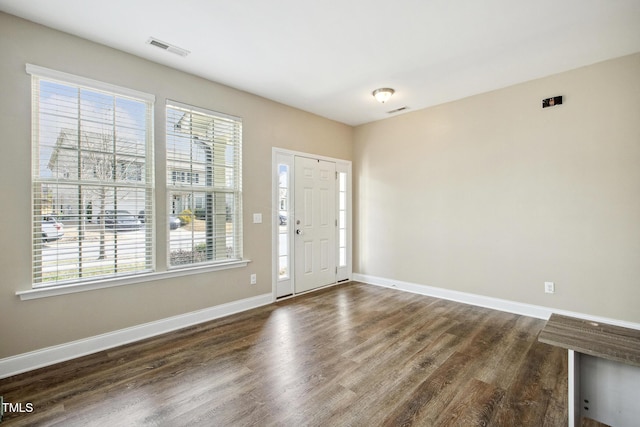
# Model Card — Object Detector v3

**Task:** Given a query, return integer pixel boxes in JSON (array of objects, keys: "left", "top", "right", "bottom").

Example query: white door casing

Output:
[{"left": 272, "top": 148, "right": 351, "bottom": 299}]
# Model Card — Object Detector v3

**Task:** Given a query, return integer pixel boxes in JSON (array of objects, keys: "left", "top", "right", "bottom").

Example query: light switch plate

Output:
[
  {"left": 545, "top": 281, "right": 555, "bottom": 294},
  {"left": 253, "top": 213, "right": 262, "bottom": 224}
]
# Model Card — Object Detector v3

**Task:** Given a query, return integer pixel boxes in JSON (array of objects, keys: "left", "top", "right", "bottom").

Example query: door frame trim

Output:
[{"left": 271, "top": 148, "right": 352, "bottom": 301}]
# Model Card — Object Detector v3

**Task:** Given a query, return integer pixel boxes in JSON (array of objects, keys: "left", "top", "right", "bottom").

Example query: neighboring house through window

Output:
[
  {"left": 166, "top": 101, "right": 242, "bottom": 267},
  {"left": 27, "top": 65, "right": 244, "bottom": 293},
  {"left": 28, "top": 65, "right": 154, "bottom": 287}
]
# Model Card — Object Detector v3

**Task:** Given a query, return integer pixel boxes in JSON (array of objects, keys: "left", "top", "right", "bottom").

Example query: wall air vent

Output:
[
  {"left": 146, "top": 37, "right": 190, "bottom": 57},
  {"left": 387, "top": 106, "right": 408, "bottom": 114}
]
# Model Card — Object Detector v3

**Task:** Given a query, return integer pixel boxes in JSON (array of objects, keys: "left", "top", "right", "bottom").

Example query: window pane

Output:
[
  {"left": 167, "top": 102, "right": 242, "bottom": 268},
  {"left": 338, "top": 171, "right": 348, "bottom": 269},
  {"left": 31, "top": 74, "right": 153, "bottom": 287},
  {"left": 339, "top": 248, "right": 347, "bottom": 267},
  {"left": 279, "top": 256, "right": 288, "bottom": 279},
  {"left": 339, "top": 172, "right": 346, "bottom": 192},
  {"left": 278, "top": 233, "right": 288, "bottom": 257},
  {"left": 277, "top": 163, "right": 289, "bottom": 280}
]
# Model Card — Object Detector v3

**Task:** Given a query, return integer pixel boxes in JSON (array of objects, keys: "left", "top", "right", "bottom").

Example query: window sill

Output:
[{"left": 16, "top": 259, "right": 251, "bottom": 301}]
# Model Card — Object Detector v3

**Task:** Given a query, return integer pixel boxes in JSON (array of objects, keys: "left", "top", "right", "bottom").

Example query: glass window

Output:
[
  {"left": 29, "top": 67, "right": 154, "bottom": 287},
  {"left": 166, "top": 101, "right": 243, "bottom": 267},
  {"left": 338, "top": 172, "right": 347, "bottom": 267},
  {"left": 278, "top": 164, "right": 290, "bottom": 279}
]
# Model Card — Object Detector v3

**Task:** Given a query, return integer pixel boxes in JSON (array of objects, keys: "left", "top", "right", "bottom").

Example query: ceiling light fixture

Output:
[{"left": 372, "top": 88, "right": 395, "bottom": 103}]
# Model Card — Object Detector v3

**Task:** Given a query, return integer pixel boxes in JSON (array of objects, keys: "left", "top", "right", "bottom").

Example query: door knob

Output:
[{"left": 296, "top": 229, "right": 303, "bottom": 235}]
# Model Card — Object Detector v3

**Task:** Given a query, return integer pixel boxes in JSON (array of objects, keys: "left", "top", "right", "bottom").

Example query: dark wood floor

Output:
[{"left": 0, "top": 282, "right": 567, "bottom": 426}]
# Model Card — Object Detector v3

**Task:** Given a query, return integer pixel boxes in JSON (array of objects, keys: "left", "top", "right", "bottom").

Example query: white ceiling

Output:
[{"left": 2, "top": 0, "right": 640, "bottom": 126}]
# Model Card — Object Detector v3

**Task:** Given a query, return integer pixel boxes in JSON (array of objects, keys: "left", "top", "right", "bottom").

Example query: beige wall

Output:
[
  {"left": 0, "top": 13, "right": 352, "bottom": 358},
  {"left": 354, "top": 52, "right": 640, "bottom": 323},
  {"left": 2, "top": 10, "right": 639, "bottom": 361}
]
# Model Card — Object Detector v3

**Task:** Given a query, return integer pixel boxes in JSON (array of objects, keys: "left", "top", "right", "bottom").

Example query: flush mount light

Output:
[{"left": 372, "top": 88, "right": 395, "bottom": 103}]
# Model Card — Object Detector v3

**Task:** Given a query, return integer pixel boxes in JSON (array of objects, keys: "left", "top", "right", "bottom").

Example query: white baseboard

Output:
[
  {"left": 353, "top": 273, "right": 640, "bottom": 330},
  {"left": 0, "top": 293, "right": 272, "bottom": 380},
  {"left": 4, "top": 277, "right": 639, "bottom": 380}
]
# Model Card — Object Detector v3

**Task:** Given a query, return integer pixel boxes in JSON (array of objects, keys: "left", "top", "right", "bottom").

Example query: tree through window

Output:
[{"left": 29, "top": 65, "right": 154, "bottom": 286}]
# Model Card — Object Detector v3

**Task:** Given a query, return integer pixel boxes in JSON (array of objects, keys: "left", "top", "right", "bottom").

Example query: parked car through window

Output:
[
  {"left": 41, "top": 215, "right": 64, "bottom": 242},
  {"left": 104, "top": 210, "right": 142, "bottom": 230}
]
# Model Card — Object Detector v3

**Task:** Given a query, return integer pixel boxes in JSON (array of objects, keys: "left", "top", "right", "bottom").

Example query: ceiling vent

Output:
[
  {"left": 387, "top": 106, "right": 408, "bottom": 114},
  {"left": 147, "top": 37, "right": 190, "bottom": 57}
]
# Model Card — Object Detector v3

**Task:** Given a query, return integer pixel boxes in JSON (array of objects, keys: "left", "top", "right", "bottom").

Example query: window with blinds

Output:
[
  {"left": 166, "top": 101, "right": 243, "bottom": 267},
  {"left": 28, "top": 65, "right": 155, "bottom": 287}
]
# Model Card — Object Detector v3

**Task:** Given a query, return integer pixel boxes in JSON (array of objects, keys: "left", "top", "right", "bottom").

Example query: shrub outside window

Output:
[{"left": 166, "top": 101, "right": 243, "bottom": 267}]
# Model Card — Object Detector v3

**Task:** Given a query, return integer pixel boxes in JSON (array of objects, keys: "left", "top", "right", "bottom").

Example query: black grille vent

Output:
[
  {"left": 387, "top": 106, "right": 408, "bottom": 114},
  {"left": 149, "top": 39, "right": 169, "bottom": 50},
  {"left": 147, "top": 37, "right": 190, "bottom": 57}
]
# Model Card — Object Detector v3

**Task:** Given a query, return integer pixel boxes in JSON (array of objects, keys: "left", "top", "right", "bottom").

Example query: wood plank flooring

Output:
[
  {"left": 0, "top": 282, "right": 567, "bottom": 426},
  {"left": 539, "top": 313, "right": 640, "bottom": 367}
]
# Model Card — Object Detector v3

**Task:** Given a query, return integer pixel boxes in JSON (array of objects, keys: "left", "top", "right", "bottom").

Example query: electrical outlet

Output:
[
  {"left": 544, "top": 281, "right": 555, "bottom": 294},
  {"left": 250, "top": 274, "right": 257, "bottom": 285}
]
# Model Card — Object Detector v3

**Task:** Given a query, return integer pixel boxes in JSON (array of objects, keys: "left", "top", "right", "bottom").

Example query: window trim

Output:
[
  {"left": 28, "top": 64, "right": 156, "bottom": 288},
  {"left": 16, "top": 260, "right": 250, "bottom": 300},
  {"left": 17, "top": 65, "right": 248, "bottom": 299},
  {"left": 26, "top": 64, "right": 155, "bottom": 102}
]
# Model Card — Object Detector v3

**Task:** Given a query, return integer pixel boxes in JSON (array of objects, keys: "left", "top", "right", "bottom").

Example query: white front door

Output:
[{"left": 294, "top": 156, "right": 336, "bottom": 293}]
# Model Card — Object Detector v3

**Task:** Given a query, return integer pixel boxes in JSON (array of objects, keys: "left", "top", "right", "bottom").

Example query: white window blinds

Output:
[
  {"left": 166, "top": 101, "right": 243, "bottom": 267},
  {"left": 29, "top": 65, "right": 155, "bottom": 287}
]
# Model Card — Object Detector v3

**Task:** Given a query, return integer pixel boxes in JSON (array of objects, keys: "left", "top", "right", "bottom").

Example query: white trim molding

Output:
[
  {"left": 26, "top": 63, "right": 156, "bottom": 102},
  {"left": 353, "top": 273, "right": 640, "bottom": 331},
  {"left": 0, "top": 293, "right": 271, "bottom": 379},
  {"left": 17, "top": 260, "right": 250, "bottom": 300},
  {"left": 271, "top": 147, "right": 353, "bottom": 300}
]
